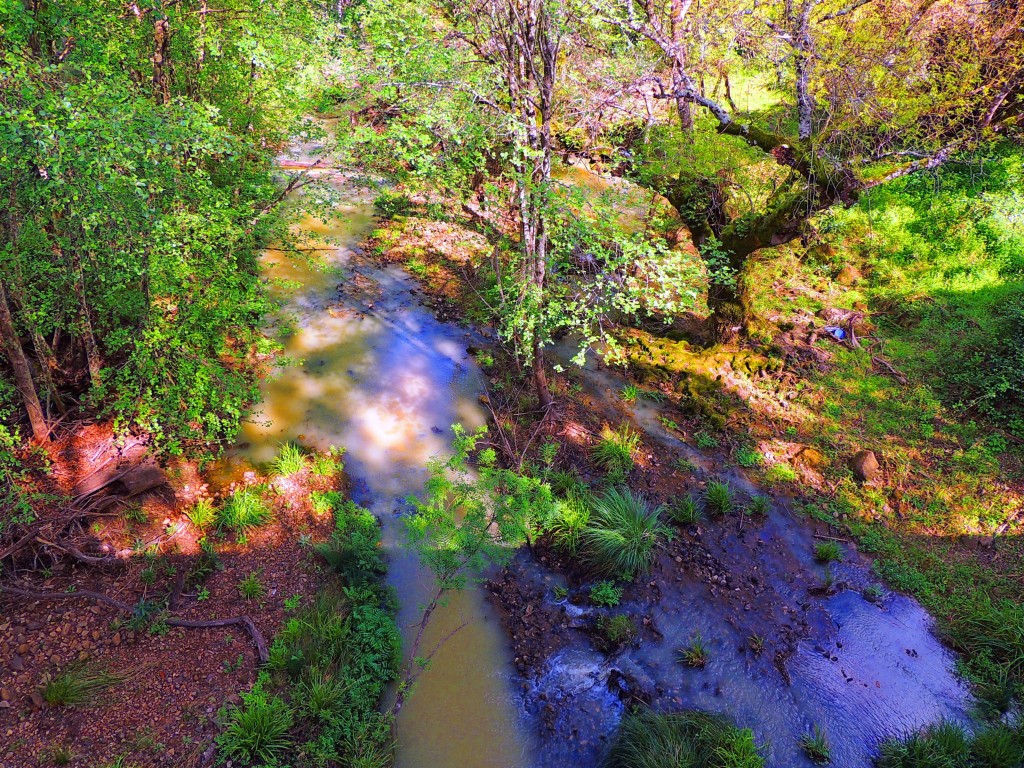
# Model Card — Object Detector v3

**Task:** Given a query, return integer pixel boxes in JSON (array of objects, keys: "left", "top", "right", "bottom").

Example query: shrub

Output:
[
  {"left": 703, "top": 480, "right": 734, "bottom": 517},
  {"left": 604, "top": 709, "right": 764, "bottom": 768},
  {"left": 668, "top": 495, "right": 701, "bottom": 525},
  {"left": 590, "top": 580, "right": 623, "bottom": 608},
  {"left": 800, "top": 725, "right": 831, "bottom": 765},
  {"left": 374, "top": 189, "right": 413, "bottom": 217},
  {"left": 315, "top": 498, "right": 386, "bottom": 585},
  {"left": 238, "top": 572, "right": 267, "bottom": 600},
  {"left": 217, "top": 678, "right": 294, "bottom": 765},
  {"left": 41, "top": 663, "right": 125, "bottom": 707},
  {"left": 591, "top": 424, "right": 641, "bottom": 478},
  {"left": 678, "top": 633, "right": 709, "bottom": 668},
  {"left": 583, "top": 487, "right": 668, "bottom": 579},
  {"left": 814, "top": 541, "right": 843, "bottom": 563},
  {"left": 186, "top": 498, "right": 216, "bottom": 531},
  {"left": 218, "top": 487, "right": 272, "bottom": 533},
  {"left": 273, "top": 442, "right": 307, "bottom": 476},
  {"left": 546, "top": 491, "right": 592, "bottom": 555}
]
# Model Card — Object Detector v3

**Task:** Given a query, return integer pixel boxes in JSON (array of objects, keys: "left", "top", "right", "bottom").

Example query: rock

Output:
[
  {"left": 15, "top": 644, "right": 28, "bottom": 655},
  {"left": 849, "top": 450, "right": 880, "bottom": 482},
  {"left": 29, "top": 691, "right": 44, "bottom": 709},
  {"left": 0, "top": 701, "right": 9, "bottom": 709},
  {"left": 0, "top": 689, "right": 10, "bottom": 702},
  {"left": 8, "top": 656, "right": 24, "bottom": 673}
]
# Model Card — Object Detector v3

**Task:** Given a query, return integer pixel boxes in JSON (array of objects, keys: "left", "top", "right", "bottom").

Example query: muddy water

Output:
[
  {"left": 221, "top": 140, "right": 535, "bottom": 767},
  {"left": 530, "top": 338, "right": 975, "bottom": 767}
]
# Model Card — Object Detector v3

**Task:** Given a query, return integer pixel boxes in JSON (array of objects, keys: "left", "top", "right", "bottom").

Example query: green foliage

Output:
[
  {"left": 582, "top": 487, "right": 669, "bottom": 579},
  {"left": 218, "top": 488, "right": 272, "bottom": 534},
  {"left": 604, "top": 708, "right": 764, "bottom": 768},
  {"left": 668, "top": 495, "right": 702, "bottom": 526},
  {"left": 735, "top": 446, "right": 763, "bottom": 468},
  {"left": 800, "top": 726, "right": 832, "bottom": 765},
  {"left": 311, "top": 447, "right": 346, "bottom": 477},
  {"left": 746, "top": 495, "right": 772, "bottom": 516},
  {"left": 546, "top": 490, "right": 592, "bottom": 555},
  {"left": 874, "top": 720, "right": 1024, "bottom": 768},
  {"left": 374, "top": 190, "right": 413, "bottom": 217},
  {"left": 315, "top": 496, "right": 387, "bottom": 585},
  {"left": 238, "top": 572, "right": 267, "bottom": 601},
  {"left": 186, "top": 499, "right": 217, "bottom": 532},
  {"left": 694, "top": 431, "right": 719, "bottom": 450},
  {"left": 41, "top": 663, "right": 125, "bottom": 707},
  {"left": 703, "top": 481, "right": 734, "bottom": 517},
  {"left": 595, "top": 614, "right": 637, "bottom": 648},
  {"left": 764, "top": 464, "right": 798, "bottom": 483},
  {"left": 590, "top": 580, "right": 623, "bottom": 608},
  {"left": 814, "top": 541, "right": 844, "bottom": 564},
  {"left": 591, "top": 424, "right": 641, "bottom": 479},
  {"left": 273, "top": 443, "right": 308, "bottom": 477},
  {"left": 621, "top": 384, "right": 641, "bottom": 403},
  {"left": 678, "top": 634, "right": 709, "bottom": 669},
  {"left": 217, "top": 677, "right": 294, "bottom": 766}
]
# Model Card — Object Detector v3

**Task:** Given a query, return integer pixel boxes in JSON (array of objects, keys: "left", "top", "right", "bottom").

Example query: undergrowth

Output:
[{"left": 603, "top": 708, "right": 764, "bottom": 768}]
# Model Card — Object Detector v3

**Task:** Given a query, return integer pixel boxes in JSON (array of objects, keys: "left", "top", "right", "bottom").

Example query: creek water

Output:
[
  {"left": 218, "top": 134, "right": 536, "bottom": 768},
  {"left": 220, "top": 132, "right": 975, "bottom": 768}
]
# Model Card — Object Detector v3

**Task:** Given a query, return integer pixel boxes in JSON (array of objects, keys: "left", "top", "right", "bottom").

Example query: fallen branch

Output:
[
  {"left": 0, "top": 585, "right": 269, "bottom": 663},
  {"left": 812, "top": 533, "right": 851, "bottom": 543},
  {"left": 871, "top": 355, "right": 908, "bottom": 385}
]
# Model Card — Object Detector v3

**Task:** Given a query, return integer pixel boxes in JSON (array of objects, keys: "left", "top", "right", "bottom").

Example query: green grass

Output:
[
  {"left": 582, "top": 487, "right": 669, "bottom": 579},
  {"left": 186, "top": 498, "right": 216, "bottom": 531},
  {"left": 746, "top": 495, "right": 771, "bottom": 516},
  {"left": 800, "top": 725, "right": 831, "bottom": 765},
  {"left": 764, "top": 463, "right": 797, "bottom": 483},
  {"left": 272, "top": 442, "right": 308, "bottom": 476},
  {"left": 41, "top": 663, "right": 125, "bottom": 707},
  {"left": 875, "top": 720, "right": 1024, "bottom": 768},
  {"left": 217, "top": 679, "right": 294, "bottom": 765},
  {"left": 238, "top": 572, "right": 267, "bottom": 600},
  {"left": 604, "top": 708, "right": 763, "bottom": 768},
  {"left": 590, "top": 580, "right": 623, "bottom": 608},
  {"left": 218, "top": 487, "right": 272, "bottom": 534},
  {"left": 547, "top": 491, "right": 592, "bottom": 555},
  {"left": 736, "top": 446, "right": 763, "bottom": 468},
  {"left": 595, "top": 614, "right": 637, "bottom": 647},
  {"left": 678, "top": 633, "right": 709, "bottom": 668},
  {"left": 703, "top": 480, "right": 734, "bottom": 517},
  {"left": 621, "top": 383, "right": 641, "bottom": 403},
  {"left": 814, "top": 541, "right": 844, "bottom": 563},
  {"left": 310, "top": 446, "right": 345, "bottom": 477},
  {"left": 591, "top": 423, "right": 641, "bottom": 478},
  {"left": 694, "top": 431, "right": 719, "bottom": 450},
  {"left": 667, "top": 495, "right": 701, "bottom": 525}
]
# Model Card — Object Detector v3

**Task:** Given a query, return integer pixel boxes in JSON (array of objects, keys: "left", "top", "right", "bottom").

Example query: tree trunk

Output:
[
  {"left": 706, "top": 278, "right": 749, "bottom": 344},
  {"left": 0, "top": 280, "right": 48, "bottom": 442},
  {"left": 532, "top": 336, "right": 553, "bottom": 411},
  {"left": 153, "top": 13, "right": 170, "bottom": 105},
  {"left": 70, "top": 251, "right": 103, "bottom": 389}
]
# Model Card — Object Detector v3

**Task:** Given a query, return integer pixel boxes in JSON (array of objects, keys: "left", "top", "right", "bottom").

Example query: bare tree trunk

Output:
[
  {"left": 0, "top": 280, "right": 48, "bottom": 442},
  {"left": 69, "top": 251, "right": 103, "bottom": 389},
  {"left": 153, "top": 11, "right": 170, "bottom": 105}
]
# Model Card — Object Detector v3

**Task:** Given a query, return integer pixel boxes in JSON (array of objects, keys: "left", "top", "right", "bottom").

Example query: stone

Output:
[
  {"left": 849, "top": 450, "right": 880, "bottom": 482},
  {"left": 8, "top": 656, "right": 24, "bottom": 673}
]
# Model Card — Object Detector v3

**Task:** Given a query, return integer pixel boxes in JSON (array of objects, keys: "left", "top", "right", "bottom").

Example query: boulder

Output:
[{"left": 849, "top": 450, "right": 880, "bottom": 482}]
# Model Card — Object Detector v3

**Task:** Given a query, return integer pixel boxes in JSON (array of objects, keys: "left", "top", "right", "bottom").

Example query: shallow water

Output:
[
  {"left": 532, "top": 337, "right": 975, "bottom": 767},
  {"left": 220, "top": 137, "right": 535, "bottom": 768}
]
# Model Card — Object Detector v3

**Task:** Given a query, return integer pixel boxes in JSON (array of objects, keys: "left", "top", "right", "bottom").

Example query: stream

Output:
[{"left": 219, "top": 133, "right": 975, "bottom": 768}]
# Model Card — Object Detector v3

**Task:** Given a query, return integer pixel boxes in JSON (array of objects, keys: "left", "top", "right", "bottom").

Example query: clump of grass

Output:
[
  {"left": 877, "top": 721, "right": 970, "bottom": 768},
  {"left": 296, "top": 667, "right": 350, "bottom": 723},
  {"left": 590, "top": 580, "right": 623, "bottom": 608},
  {"left": 605, "top": 709, "right": 764, "bottom": 768},
  {"left": 863, "top": 584, "right": 883, "bottom": 603},
  {"left": 187, "top": 498, "right": 216, "bottom": 531},
  {"left": 678, "top": 633, "right": 709, "bottom": 668},
  {"left": 273, "top": 442, "right": 307, "bottom": 476},
  {"left": 736, "top": 446, "right": 763, "bottom": 468},
  {"left": 41, "top": 745, "right": 75, "bottom": 765},
  {"left": 595, "top": 614, "right": 637, "bottom": 647},
  {"left": 219, "top": 487, "right": 272, "bottom": 534},
  {"left": 591, "top": 423, "right": 641, "bottom": 479},
  {"left": 41, "top": 663, "right": 126, "bottom": 707},
  {"left": 748, "top": 634, "right": 766, "bottom": 655},
  {"left": 310, "top": 446, "right": 345, "bottom": 477},
  {"left": 620, "top": 383, "right": 641, "bottom": 403},
  {"left": 674, "top": 456, "right": 697, "bottom": 473},
  {"left": 667, "top": 495, "right": 701, "bottom": 526},
  {"left": 694, "top": 431, "right": 719, "bottom": 450},
  {"left": 746, "top": 495, "right": 771, "bottom": 516},
  {"left": 217, "top": 679, "right": 294, "bottom": 765},
  {"left": 703, "top": 480, "right": 734, "bottom": 517},
  {"left": 764, "top": 463, "right": 798, "bottom": 483},
  {"left": 547, "top": 491, "right": 592, "bottom": 555},
  {"left": 800, "top": 725, "right": 831, "bottom": 765},
  {"left": 814, "top": 540, "right": 843, "bottom": 563},
  {"left": 582, "top": 487, "right": 669, "bottom": 579},
  {"left": 123, "top": 506, "right": 148, "bottom": 525},
  {"left": 238, "top": 572, "right": 267, "bottom": 600},
  {"left": 549, "top": 468, "right": 585, "bottom": 496}
]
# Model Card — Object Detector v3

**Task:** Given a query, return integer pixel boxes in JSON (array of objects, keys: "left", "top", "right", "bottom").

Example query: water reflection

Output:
[{"left": 222, "top": 175, "right": 536, "bottom": 768}]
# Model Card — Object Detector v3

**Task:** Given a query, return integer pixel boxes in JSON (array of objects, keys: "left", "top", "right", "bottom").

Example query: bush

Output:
[
  {"left": 604, "top": 708, "right": 764, "bottom": 768},
  {"left": 217, "top": 678, "right": 294, "bottom": 765},
  {"left": 583, "top": 487, "right": 668, "bottom": 579},
  {"left": 218, "top": 487, "right": 272, "bottom": 533},
  {"left": 315, "top": 497, "right": 387, "bottom": 585},
  {"left": 591, "top": 423, "right": 641, "bottom": 478},
  {"left": 374, "top": 189, "right": 413, "bottom": 217}
]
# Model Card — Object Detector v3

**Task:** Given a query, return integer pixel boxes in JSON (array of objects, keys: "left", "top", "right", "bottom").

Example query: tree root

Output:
[{"left": 0, "top": 584, "right": 270, "bottom": 663}]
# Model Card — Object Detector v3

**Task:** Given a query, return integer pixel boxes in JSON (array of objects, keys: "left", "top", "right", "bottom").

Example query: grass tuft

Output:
[
  {"left": 678, "top": 633, "right": 709, "bottom": 668},
  {"left": 547, "top": 491, "right": 592, "bottom": 555},
  {"left": 217, "top": 679, "right": 294, "bottom": 765},
  {"left": 703, "top": 480, "right": 734, "bottom": 517},
  {"left": 219, "top": 487, "right": 272, "bottom": 534},
  {"left": 746, "top": 495, "right": 772, "bottom": 516},
  {"left": 187, "top": 498, "right": 217, "bottom": 531},
  {"left": 238, "top": 571, "right": 267, "bottom": 600},
  {"left": 591, "top": 424, "right": 641, "bottom": 479},
  {"left": 273, "top": 442, "right": 308, "bottom": 476},
  {"left": 582, "top": 487, "right": 668, "bottom": 579},
  {"left": 814, "top": 541, "right": 843, "bottom": 563},
  {"left": 667, "top": 495, "right": 701, "bottom": 526},
  {"left": 41, "top": 663, "right": 125, "bottom": 707},
  {"left": 800, "top": 725, "right": 831, "bottom": 765},
  {"left": 604, "top": 708, "right": 763, "bottom": 768}
]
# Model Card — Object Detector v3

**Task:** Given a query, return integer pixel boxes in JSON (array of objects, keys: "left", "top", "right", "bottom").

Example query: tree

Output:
[{"left": 594, "top": 0, "right": 1024, "bottom": 340}]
